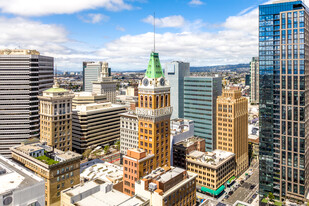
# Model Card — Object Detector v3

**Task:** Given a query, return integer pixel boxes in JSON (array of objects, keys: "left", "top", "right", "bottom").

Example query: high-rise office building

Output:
[
  {"left": 259, "top": 1, "right": 308, "bottom": 201},
  {"left": 0, "top": 49, "right": 53, "bottom": 158},
  {"left": 92, "top": 62, "right": 117, "bottom": 103},
  {"left": 184, "top": 76, "right": 222, "bottom": 151},
  {"left": 38, "top": 82, "right": 74, "bottom": 151},
  {"left": 250, "top": 57, "right": 259, "bottom": 103},
  {"left": 164, "top": 61, "right": 190, "bottom": 119},
  {"left": 216, "top": 89, "right": 248, "bottom": 176},
  {"left": 136, "top": 52, "right": 172, "bottom": 167},
  {"left": 82, "top": 61, "right": 94, "bottom": 91}
]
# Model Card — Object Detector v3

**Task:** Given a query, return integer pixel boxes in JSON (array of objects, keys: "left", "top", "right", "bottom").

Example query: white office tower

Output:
[
  {"left": 92, "top": 62, "right": 117, "bottom": 103},
  {"left": 0, "top": 49, "right": 53, "bottom": 158}
]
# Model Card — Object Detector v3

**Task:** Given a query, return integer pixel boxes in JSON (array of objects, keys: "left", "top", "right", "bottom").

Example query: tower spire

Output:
[{"left": 154, "top": 12, "right": 155, "bottom": 52}]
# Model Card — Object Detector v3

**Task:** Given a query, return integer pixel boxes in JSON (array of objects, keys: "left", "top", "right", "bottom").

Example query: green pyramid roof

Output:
[{"left": 145, "top": 52, "right": 164, "bottom": 79}]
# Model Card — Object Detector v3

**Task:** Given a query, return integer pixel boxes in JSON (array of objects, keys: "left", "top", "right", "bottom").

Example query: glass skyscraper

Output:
[
  {"left": 259, "top": 0, "right": 308, "bottom": 202},
  {"left": 184, "top": 76, "right": 222, "bottom": 151}
]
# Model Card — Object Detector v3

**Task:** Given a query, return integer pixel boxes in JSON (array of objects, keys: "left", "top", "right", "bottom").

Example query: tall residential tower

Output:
[
  {"left": 250, "top": 57, "right": 259, "bottom": 103},
  {"left": 259, "top": 1, "right": 308, "bottom": 201}
]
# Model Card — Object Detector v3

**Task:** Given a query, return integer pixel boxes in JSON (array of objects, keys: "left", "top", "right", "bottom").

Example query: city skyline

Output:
[{"left": 0, "top": 0, "right": 276, "bottom": 71}]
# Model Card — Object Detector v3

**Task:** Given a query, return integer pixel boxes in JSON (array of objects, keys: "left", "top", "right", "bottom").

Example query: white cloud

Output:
[
  {"left": 0, "top": 0, "right": 132, "bottom": 16},
  {"left": 79, "top": 13, "right": 109, "bottom": 24},
  {"left": 116, "top": 26, "right": 126, "bottom": 31},
  {"left": 97, "top": 8, "right": 259, "bottom": 70},
  {"left": 188, "top": 0, "right": 204, "bottom": 6},
  {"left": 142, "top": 15, "right": 185, "bottom": 28}
]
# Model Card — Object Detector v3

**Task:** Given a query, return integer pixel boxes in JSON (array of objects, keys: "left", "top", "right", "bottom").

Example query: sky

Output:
[{"left": 0, "top": 0, "right": 279, "bottom": 71}]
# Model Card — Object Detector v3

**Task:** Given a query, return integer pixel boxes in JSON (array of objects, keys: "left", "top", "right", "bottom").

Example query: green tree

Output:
[
  {"left": 82, "top": 149, "right": 92, "bottom": 159},
  {"left": 104, "top": 145, "right": 110, "bottom": 154},
  {"left": 115, "top": 141, "right": 120, "bottom": 151},
  {"left": 268, "top": 192, "right": 275, "bottom": 201}
]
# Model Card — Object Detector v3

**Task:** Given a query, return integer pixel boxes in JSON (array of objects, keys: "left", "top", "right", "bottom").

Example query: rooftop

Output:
[
  {"left": 145, "top": 52, "right": 164, "bottom": 79},
  {"left": 62, "top": 178, "right": 148, "bottom": 206},
  {"left": 81, "top": 162, "right": 123, "bottom": 183},
  {"left": 187, "top": 150, "right": 235, "bottom": 167},
  {"left": 0, "top": 49, "right": 40, "bottom": 55},
  {"left": 174, "top": 136, "right": 204, "bottom": 148},
  {"left": 0, "top": 155, "right": 43, "bottom": 194},
  {"left": 74, "top": 102, "right": 125, "bottom": 113}
]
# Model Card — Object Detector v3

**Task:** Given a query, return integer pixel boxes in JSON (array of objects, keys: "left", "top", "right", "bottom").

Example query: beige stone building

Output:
[
  {"left": 72, "top": 102, "right": 126, "bottom": 153},
  {"left": 38, "top": 83, "right": 74, "bottom": 151},
  {"left": 11, "top": 140, "right": 82, "bottom": 206},
  {"left": 92, "top": 62, "right": 117, "bottom": 103},
  {"left": 120, "top": 111, "right": 138, "bottom": 155},
  {"left": 186, "top": 150, "right": 235, "bottom": 197},
  {"left": 72, "top": 92, "right": 107, "bottom": 109},
  {"left": 216, "top": 89, "right": 248, "bottom": 176}
]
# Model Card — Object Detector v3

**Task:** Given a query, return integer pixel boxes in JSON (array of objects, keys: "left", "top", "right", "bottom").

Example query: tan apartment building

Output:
[
  {"left": 38, "top": 83, "right": 74, "bottom": 151},
  {"left": 216, "top": 88, "right": 248, "bottom": 176},
  {"left": 135, "top": 167, "right": 197, "bottom": 206},
  {"left": 72, "top": 102, "right": 126, "bottom": 153},
  {"left": 123, "top": 148, "right": 154, "bottom": 196},
  {"left": 186, "top": 150, "right": 235, "bottom": 197},
  {"left": 11, "top": 140, "right": 82, "bottom": 206},
  {"left": 120, "top": 112, "right": 139, "bottom": 155}
]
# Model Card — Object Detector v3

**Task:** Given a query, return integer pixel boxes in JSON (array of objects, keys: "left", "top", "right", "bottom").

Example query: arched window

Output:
[
  {"left": 161, "top": 95, "right": 164, "bottom": 108},
  {"left": 165, "top": 95, "right": 168, "bottom": 106},
  {"left": 149, "top": 96, "right": 152, "bottom": 108},
  {"left": 145, "top": 96, "right": 148, "bottom": 108},
  {"left": 140, "top": 95, "right": 143, "bottom": 107},
  {"left": 156, "top": 96, "right": 159, "bottom": 108}
]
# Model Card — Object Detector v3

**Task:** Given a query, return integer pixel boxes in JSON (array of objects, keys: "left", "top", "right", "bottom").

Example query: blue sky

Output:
[{"left": 0, "top": 0, "right": 275, "bottom": 71}]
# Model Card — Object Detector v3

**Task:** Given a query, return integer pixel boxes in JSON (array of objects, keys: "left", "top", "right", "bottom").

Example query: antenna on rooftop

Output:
[{"left": 154, "top": 12, "right": 156, "bottom": 52}]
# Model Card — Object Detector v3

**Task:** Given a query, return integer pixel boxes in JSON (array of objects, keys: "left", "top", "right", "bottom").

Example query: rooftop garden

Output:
[{"left": 35, "top": 155, "right": 59, "bottom": 165}]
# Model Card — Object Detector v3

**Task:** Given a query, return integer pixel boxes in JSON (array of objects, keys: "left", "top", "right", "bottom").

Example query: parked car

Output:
[
  {"left": 252, "top": 194, "right": 257, "bottom": 199},
  {"left": 228, "top": 191, "right": 234, "bottom": 195},
  {"left": 250, "top": 185, "right": 256, "bottom": 189},
  {"left": 224, "top": 195, "right": 229, "bottom": 199}
]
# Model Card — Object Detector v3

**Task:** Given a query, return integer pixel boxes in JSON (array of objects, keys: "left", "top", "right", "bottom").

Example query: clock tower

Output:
[{"left": 136, "top": 52, "right": 172, "bottom": 168}]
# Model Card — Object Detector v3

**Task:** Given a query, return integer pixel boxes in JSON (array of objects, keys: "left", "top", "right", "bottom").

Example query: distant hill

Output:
[{"left": 190, "top": 63, "right": 250, "bottom": 72}]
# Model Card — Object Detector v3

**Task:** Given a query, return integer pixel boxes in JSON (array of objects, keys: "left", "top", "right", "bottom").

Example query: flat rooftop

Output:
[
  {"left": 74, "top": 102, "right": 125, "bottom": 112},
  {"left": 63, "top": 179, "right": 148, "bottom": 206},
  {"left": 156, "top": 167, "right": 185, "bottom": 183},
  {"left": 81, "top": 162, "right": 123, "bottom": 183},
  {"left": 174, "top": 136, "right": 203, "bottom": 148},
  {"left": 0, "top": 155, "right": 43, "bottom": 194},
  {"left": 187, "top": 150, "right": 235, "bottom": 167}
]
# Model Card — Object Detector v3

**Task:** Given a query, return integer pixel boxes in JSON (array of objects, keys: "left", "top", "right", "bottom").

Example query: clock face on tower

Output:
[
  {"left": 160, "top": 78, "right": 165, "bottom": 86},
  {"left": 143, "top": 78, "right": 149, "bottom": 86}
]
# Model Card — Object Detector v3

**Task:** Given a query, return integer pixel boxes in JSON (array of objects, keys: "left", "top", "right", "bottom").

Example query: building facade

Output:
[
  {"left": 184, "top": 76, "right": 222, "bottom": 151},
  {"left": 135, "top": 167, "right": 197, "bottom": 206},
  {"left": 216, "top": 89, "right": 248, "bottom": 176},
  {"left": 0, "top": 155, "right": 45, "bottom": 206},
  {"left": 120, "top": 112, "right": 139, "bottom": 155},
  {"left": 259, "top": 1, "right": 308, "bottom": 201},
  {"left": 170, "top": 118, "right": 195, "bottom": 165},
  {"left": 250, "top": 57, "right": 259, "bottom": 103},
  {"left": 186, "top": 150, "right": 235, "bottom": 197},
  {"left": 136, "top": 52, "right": 172, "bottom": 168},
  {"left": 38, "top": 83, "right": 74, "bottom": 151},
  {"left": 83, "top": 61, "right": 100, "bottom": 92},
  {"left": 173, "top": 137, "right": 205, "bottom": 169},
  {"left": 92, "top": 62, "right": 117, "bottom": 103},
  {"left": 123, "top": 148, "right": 154, "bottom": 196},
  {"left": 164, "top": 61, "right": 190, "bottom": 119},
  {"left": 72, "top": 102, "right": 126, "bottom": 153},
  {"left": 0, "top": 49, "right": 53, "bottom": 158},
  {"left": 11, "top": 141, "right": 81, "bottom": 206},
  {"left": 72, "top": 92, "right": 106, "bottom": 109}
]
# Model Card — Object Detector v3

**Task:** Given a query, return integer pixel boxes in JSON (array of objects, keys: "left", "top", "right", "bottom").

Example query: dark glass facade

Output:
[{"left": 259, "top": 1, "right": 308, "bottom": 201}]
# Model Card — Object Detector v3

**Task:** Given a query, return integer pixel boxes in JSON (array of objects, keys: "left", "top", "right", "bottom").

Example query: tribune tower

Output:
[{"left": 136, "top": 52, "right": 172, "bottom": 168}]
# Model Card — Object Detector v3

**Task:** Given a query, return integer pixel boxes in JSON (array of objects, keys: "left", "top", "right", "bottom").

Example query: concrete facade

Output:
[
  {"left": 120, "top": 112, "right": 139, "bottom": 155},
  {"left": 250, "top": 57, "right": 259, "bottom": 103}
]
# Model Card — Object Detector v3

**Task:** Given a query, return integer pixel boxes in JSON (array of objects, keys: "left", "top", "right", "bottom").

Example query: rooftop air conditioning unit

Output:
[{"left": 148, "top": 182, "right": 157, "bottom": 192}]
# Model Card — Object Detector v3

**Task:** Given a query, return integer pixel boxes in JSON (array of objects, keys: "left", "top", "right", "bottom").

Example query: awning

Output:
[
  {"left": 227, "top": 176, "right": 236, "bottom": 184},
  {"left": 201, "top": 185, "right": 225, "bottom": 196}
]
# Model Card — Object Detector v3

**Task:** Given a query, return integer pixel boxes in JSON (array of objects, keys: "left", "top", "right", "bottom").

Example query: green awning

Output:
[
  {"left": 227, "top": 176, "right": 236, "bottom": 184},
  {"left": 201, "top": 185, "right": 225, "bottom": 196}
]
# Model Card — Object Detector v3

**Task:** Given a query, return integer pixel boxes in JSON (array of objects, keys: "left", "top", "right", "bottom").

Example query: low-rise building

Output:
[
  {"left": 120, "top": 112, "right": 138, "bottom": 155},
  {"left": 135, "top": 167, "right": 197, "bottom": 206},
  {"left": 186, "top": 150, "right": 235, "bottom": 197},
  {"left": 173, "top": 137, "right": 205, "bottom": 169},
  {"left": 11, "top": 140, "right": 82, "bottom": 206},
  {"left": 123, "top": 148, "right": 154, "bottom": 196},
  {"left": 72, "top": 92, "right": 107, "bottom": 109},
  {"left": 170, "top": 119, "right": 194, "bottom": 165},
  {"left": 61, "top": 178, "right": 149, "bottom": 206},
  {"left": 0, "top": 155, "right": 45, "bottom": 206},
  {"left": 80, "top": 161, "right": 123, "bottom": 184},
  {"left": 72, "top": 102, "right": 126, "bottom": 153}
]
